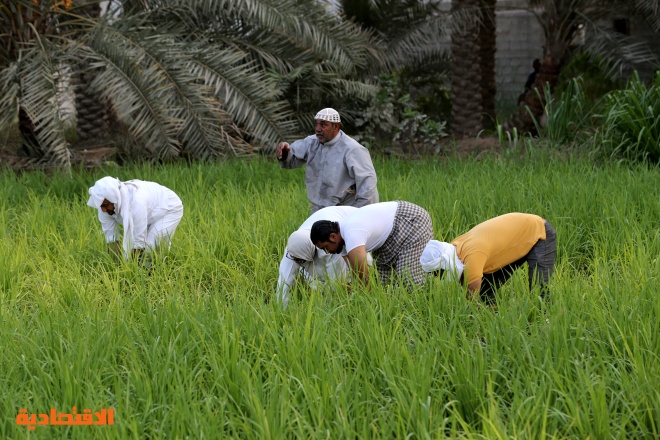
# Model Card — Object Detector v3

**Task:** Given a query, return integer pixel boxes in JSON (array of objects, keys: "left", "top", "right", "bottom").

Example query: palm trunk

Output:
[
  {"left": 18, "top": 108, "right": 41, "bottom": 158},
  {"left": 73, "top": 2, "right": 119, "bottom": 143},
  {"left": 478, "top": 0, "right": 497, "bottom": 131},
  {"left": 451, "top": 0, "right": 483, "bottom": 138},
  {"left": 75, "top": 65, "right": 116, "bottom": 141}
]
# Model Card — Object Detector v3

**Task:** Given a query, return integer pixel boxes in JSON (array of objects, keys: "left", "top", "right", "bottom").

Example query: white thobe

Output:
[{"left": 96, "top": 180, "right": 183, "bottom": 251}]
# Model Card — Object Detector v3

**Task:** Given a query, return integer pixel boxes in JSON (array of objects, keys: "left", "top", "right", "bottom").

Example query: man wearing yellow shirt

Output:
[{"left": 420, "top": 213, "right": 556, "bottom": 303}]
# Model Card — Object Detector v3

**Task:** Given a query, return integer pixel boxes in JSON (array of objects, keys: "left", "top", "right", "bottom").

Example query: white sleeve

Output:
[
  {"left": 323, "top": 253, "right": 349, "bottom": 281},
  {"left": 98, "top": 210, "right": 119, "bottom": 243},
  {"left": 277, "top": 247, "right": 300, "bottom": 308},
  {"left": 129, "top": 197, "right": 149, "bottom": 249}
]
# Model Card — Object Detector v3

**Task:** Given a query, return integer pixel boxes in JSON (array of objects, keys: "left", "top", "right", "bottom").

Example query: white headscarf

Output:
[
  {"left": 287, "top": 229, "right": 315, "bottom": 262},
  {"left": 87, "top": 176, "right": 134, "bottom": 259},
  {"left": 420, "top": 240, "right": 464, "bottom": 282}
]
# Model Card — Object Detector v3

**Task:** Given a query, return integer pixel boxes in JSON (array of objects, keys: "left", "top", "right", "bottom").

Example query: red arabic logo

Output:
[{"left": 16, "top": 407, "right": 115, "bottom": 430}]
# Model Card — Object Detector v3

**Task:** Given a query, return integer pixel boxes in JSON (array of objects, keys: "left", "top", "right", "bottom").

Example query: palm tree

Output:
[
  {"left": 340, "top": 0, "right": 494, "bottom": 139},
  {"left": 450, "top": 0, "right": 483, "bottom": 137},
  {"left": 72, "top": 1, "right": 118, "bottom": 143},
  {"left": 505, "top": 0, "right": 660, "bottom": 134},
  {"left": 339, "top": 0, "right": 451, "bottom": 72},
  {"left": 0, "top": 0, "right": 75, "bottom": 166},
  {"left": 478, "top": 0, "right": 497, "bottom": 131},
  {"left": 0, "top": 0, "right": 380, "bottom": 167}
]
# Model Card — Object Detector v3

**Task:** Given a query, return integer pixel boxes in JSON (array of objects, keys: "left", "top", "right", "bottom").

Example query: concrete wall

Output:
[
  {"left": 328, "top": 0, "right": 658, "bottom": 107},
  {"left": 495, "top": 4, "right": 545, "bottom": 107},
  {"left": 442, "top": 0, "right": 659, "bottom": 109},
  {"left": 434, "top": 0, "right": 545, "bottom": 107}
]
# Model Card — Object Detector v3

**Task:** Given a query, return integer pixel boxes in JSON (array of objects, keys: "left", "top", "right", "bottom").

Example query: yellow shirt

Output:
[{"left": 452, "top": 213, "right": 547, "bottom": 285}]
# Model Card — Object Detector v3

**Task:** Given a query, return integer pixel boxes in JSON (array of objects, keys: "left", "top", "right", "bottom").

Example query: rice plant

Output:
[{"left": 1, "top": 152, "right": 658, "bottom": 438}]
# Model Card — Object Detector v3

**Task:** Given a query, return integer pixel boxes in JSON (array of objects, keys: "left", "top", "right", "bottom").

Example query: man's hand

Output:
[
  {"left": 466, "top": 278, "right": 482, "bottom": 301},
  {"left": 276, "top": 142, "right": 290, "bottom": 160},
  {"left": 108, "top": 242, "right": 122, "bottom": 262},
  {"left": 346, "top": 245, "right": 369, "bottom": 288}
]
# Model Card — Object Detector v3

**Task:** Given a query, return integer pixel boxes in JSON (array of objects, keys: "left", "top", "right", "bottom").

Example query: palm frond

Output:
[
  {"left": 580, "top": 23, "right": 660, "bottom": 78},
  {"left": 379, "top": 13, "right": 452, "bottom": 72},
  {"left": 0, "top": 63, "right": 19, "bottom": 132},
  {"left": 633, "top": 0, "right": 660, "bottom": 32},
  {"left": 84, "top": 24, "right": 183, "bottom": 158},
  {"left": 18, "top": 43, "right": 71, "bottom": 166},
  {"left": 173, "top": 0, "right": 380, "bottom": 74},
  {"left": 189, "top": 51, "right": 297, "bottom": 147},
  {"left": 100, "top": 21, "right": 259, "bottom": 159}
]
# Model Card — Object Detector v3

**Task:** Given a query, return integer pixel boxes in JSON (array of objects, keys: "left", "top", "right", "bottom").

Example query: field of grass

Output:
[{"left": 1, "top": 150, "right": 658, "bottom": 439}]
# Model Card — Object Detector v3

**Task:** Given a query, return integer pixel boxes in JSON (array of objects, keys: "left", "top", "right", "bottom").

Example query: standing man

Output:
[
  {"left": 276, "top": 108, "right": 379, "bottom": 213},
  {"left": 518, "top": 58, "right": 542, "bottom": 105},
  {"left": 524, "top": 58, "right": 542, "bottom": 93},
  {"left": 277, "top": 205, "right": 372, "bottom": 308},
  {"left": 310, "top": 201, "right": 433, "bottom": 288},
  {"left": 87, "top": 176, "right": 184, "bottom": 262},
  {"left": 420, "top": 213, "right": 556, "bottom": 304}
]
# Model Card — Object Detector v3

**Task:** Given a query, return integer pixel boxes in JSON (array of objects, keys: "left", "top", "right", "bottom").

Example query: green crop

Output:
[{"left": 1, "top": 153, "right": 658, "bottom": 438}]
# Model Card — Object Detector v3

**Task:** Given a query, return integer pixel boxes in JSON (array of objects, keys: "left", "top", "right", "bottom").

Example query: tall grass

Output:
[
  {"left": 540, "top": 78, "right": 596, "bottom": 146},
  {"left": 1, "top": 153, "right": 658, "bottom": 438},
  {"left": 594, "top": 72, "right": 660, "bottom": 162},
  {"left": 532, "top": 71, "right": 660, "bottom": 163}
]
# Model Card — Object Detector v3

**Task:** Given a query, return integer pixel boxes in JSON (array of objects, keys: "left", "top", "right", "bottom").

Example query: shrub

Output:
[
  {"left": 555, "top": 52, "right": 623, "bottom": 102},
  {"left": 351, "top": 73, "right": 448, "bottom": 154},
  {"left": 540, "top": 77, "right": 597, "bottom": 146},
  {"left": 593, "top": 71, "right": 660, "bottom": 163}
]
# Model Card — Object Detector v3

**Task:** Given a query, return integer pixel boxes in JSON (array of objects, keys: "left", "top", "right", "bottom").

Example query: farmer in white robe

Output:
[
  {"left": 87, "top": 176, "right": 183, "bottom": 261},
  {"left": 277, "top": 205, "right": 372, "bottom": 308}
]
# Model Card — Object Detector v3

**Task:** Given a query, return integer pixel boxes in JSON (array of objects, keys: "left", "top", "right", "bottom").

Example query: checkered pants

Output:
[{"left": 372, "top": 201, "right": 433, "bottom": 286}]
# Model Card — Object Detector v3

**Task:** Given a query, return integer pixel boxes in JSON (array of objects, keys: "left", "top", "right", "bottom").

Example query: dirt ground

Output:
[{"left": 439, "top": 135, "right": 502, "bottom": 157}]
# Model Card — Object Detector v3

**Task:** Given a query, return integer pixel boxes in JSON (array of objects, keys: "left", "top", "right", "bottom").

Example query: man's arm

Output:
[
  {"left": 346, "top": 147, "right": 378, "bottom": 207},
  {"left": 466, "top": 278, "right": 482, "bottom": 301},
  {"left": 346, "top": 245, "right": 369, "bottom": 287},
  {"left": 460, "top": 253, "right": 486, "bottom": 302},
  {"left": 98, "top": 210, "right": 119, "bottom": 243}
]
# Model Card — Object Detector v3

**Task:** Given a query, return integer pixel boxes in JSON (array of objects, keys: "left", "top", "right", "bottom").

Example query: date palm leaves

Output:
[{"left": 0, "top": 0, "right": 379, "bottom": 166}]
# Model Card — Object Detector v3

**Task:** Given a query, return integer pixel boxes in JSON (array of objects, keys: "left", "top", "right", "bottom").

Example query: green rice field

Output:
[{"left": 1, "top": 150, "right": 659, "bottom": 438}]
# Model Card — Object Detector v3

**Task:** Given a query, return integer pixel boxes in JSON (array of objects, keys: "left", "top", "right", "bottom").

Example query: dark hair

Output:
[{"left": 310, "top": 220, "right": 339, "bottom": 244}]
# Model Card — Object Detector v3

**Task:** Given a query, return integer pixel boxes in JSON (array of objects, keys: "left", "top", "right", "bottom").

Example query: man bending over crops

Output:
[
  {"left": 275, "top": 108, "right": 379, "bottom": 214},
  {"left": 420, "top": 213, "right": 556, "bottom": 304},
  {"left": 310, "top": 201, "right": 433, "bottom": 288},
  {"left": 278, "top": 205, "right": 373, "bottom": 308},
  {"left": 87, "top": 176, "right": 184, "bottom": 264}
]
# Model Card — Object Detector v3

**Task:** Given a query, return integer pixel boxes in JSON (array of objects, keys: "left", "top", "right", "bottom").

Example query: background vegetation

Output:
[
  {"left": 1, "top": 0, "right": 659, "bottom": 166},
  {"left": 1, "top": 150, "right": 658, "bottom": 438},
  {"left": 530, "top": 69, "right": 660, "bottom": 163}
]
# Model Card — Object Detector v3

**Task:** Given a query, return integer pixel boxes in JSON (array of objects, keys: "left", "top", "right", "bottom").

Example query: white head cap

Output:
[
  {"left": 287, "top": 229, "right": 316, "bottom": 262},
  {"left": 314, "top": 108, "right": 341, "bottom": 123},
  {"left": 420, "top": 240, "right": 464, "bottom": 282}
]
